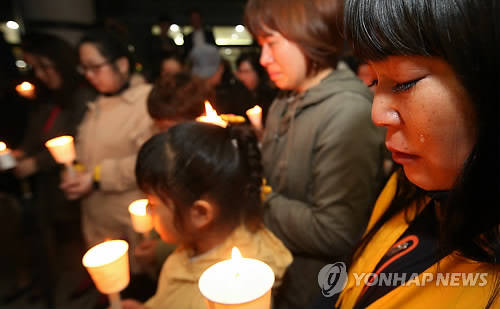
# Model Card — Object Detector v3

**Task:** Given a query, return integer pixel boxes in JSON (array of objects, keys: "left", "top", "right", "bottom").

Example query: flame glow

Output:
[
  {"left": 19, "top": 82, "right": 33, "bottom": 91},
  {"left": 231, "top": 247, "right": 242, "bottom": 260},
  {"left": 0, "top": 142, "right": 6, "bottom": 152},
  {"left": 128, "top": 199, "right": 149, "bottom": 216},
  {"left": 82, "top": 240, "right": 129, "bottom": 267},
  {"left": 246, "top": 105, "right": 262, "bottom": 115},
  {"left": 196, "top": 101, "right": 228, "bottom": 128},
  {"left": 45, "top": 136, "right": 73, "bottom": 147}
]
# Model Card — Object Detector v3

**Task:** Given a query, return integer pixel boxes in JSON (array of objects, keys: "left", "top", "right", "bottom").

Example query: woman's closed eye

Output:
[{"left": 392, "top": 76, "right": 425, "bottom": 93}]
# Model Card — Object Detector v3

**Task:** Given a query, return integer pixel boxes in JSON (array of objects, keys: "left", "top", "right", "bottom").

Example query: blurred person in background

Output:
[
  {"left": 147, "top": 15, "right": 181, "bottom": 82},
  {"left": 3, "top": 31, "right": 96, "bottom": 306},
  {"left": 189, "top": 44, "right": 255, "bottom": 118},
  {"left": 236, "top": 51, "right": 278, "bottom": 126},
  {"left": 60, "top": 29, "right": 156, "bottom": 303},
  {"left": 152, "top": 51, "right": 185, "bottom": 82},
  {"left": 183, "top": 8, "right": 216, "bottom": 57}
]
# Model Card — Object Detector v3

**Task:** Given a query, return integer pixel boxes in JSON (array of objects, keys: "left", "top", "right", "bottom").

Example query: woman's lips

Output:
[
  {"left": 386, "top": 144, "right": 419, "bottom": 164},
  {"left": 389, "top": 149, "right": 419, "bottom": 165},
  {"left": 267, "top": 71, "right": 281, "bottom": 80}
]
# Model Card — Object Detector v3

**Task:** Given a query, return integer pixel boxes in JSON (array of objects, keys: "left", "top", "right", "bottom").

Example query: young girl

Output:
[{"left": 121, "top": 122, "right": 292, "bottom": 309}]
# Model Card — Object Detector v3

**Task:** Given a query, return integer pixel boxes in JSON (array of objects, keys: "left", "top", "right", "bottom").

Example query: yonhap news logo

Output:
[
  {"left": 318, "top": 262, "right": 490, "bottom": 297},
  {"left": 318, "top": 262, "right": 348, "bottom": 297}
]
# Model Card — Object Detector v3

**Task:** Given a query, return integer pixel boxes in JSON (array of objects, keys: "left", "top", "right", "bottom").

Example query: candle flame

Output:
[
  {"left": 246, "top": 105, "right": 262, "bottom": 115},
  {"left": 17, "top": 81, "right": 34, "bottom": 91},
  {"left": 205, "top": 101, "right": 217, "bottom": 117},
  {"left": 196, "top": 101, "right": 228, "bottom": 128},
  {"left": 82, "top": 240, "right": 129, "bottom": 267},
  {"left": 128, "top": 199, "right": 149, "bottom": 216},
  {"left": 0, "top": 142, "right": 6, "bottom": 152},
  {"left": 231, "top": 247, "right": 242, "bottom": 260},
  {"left": 45, "top": 135, "right": 74, "bottom": 148}
]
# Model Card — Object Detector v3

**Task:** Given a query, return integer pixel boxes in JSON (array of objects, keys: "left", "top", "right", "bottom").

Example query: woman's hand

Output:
[
  {"left": 14, "top": 157, "right": 37, "bottom": 178},
  {"left": 118, "top": 299, "right": 147, "bottom": 309},
  {"left": 60, "top": 171, "right": 93, "bottom": 200},
  {"left": 135, "top": 239, "right": 158, "bottom": 268}
]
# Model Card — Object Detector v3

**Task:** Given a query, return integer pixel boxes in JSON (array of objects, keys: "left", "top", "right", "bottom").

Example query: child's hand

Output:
[
  {"left": 60, "top": 171, "right": 93, "bottom": 200},
  {"left": 135, "top": 239, "right": 158, "bottom": 267},
  {"left": 116, "top": 299, "right": 147, "bottom": 309}
]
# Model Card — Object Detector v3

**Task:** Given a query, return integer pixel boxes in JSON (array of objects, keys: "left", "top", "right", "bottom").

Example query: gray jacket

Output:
[{"left": 262, "top": 65, "right": 386, "bottom": 308}]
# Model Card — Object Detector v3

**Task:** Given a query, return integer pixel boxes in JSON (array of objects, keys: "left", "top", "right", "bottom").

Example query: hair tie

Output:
[{"left": 231, "top": 138, "right": 238, "bottom": 149}]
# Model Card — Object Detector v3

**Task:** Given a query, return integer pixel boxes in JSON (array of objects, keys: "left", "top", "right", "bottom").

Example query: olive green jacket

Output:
[{"left": 262, "top": 64, "right": 386, "bottom": 308}]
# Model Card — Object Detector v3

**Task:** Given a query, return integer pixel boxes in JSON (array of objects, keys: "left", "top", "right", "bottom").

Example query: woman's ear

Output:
[
  {"left": 115, "top": 56, "right": 130, "bottom": 76},
  {"left": 189, "top": 199, "right": 215, "bottom": 230}
]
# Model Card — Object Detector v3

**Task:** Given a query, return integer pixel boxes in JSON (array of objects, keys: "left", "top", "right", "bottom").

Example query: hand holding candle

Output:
[
  {"left": 0, "top": 142, "right": 17, "bottom": 171},
  {"left": 198, "top": 247, "right": 275, "bottom": 309},
  {"left": 196, "top": 101, "right": 228, "bottom": 128},
  {"left": 83, "top": 240, "right": 130, "bottom": 309},
  {"left": 45, "top": 135, "right": 76, "bottom": 179},
  {"left": 128, "top": 199, "right": 154, "bottom": 239},
  {"left": 246, "top": 105, "right": 263, "bottom": 131}
]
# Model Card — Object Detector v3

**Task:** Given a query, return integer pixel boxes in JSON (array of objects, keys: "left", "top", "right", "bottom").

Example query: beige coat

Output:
[
  {"left": 76, "top": 76, "right": 154, "bottom": 256},
  {"left": 145, "top": 224, "right": 293, "bottom": 309}
]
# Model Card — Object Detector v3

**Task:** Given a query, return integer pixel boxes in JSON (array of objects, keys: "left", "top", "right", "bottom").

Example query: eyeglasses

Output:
[{"left": 77, "top": 61, "right": 110, "bottom": 75}]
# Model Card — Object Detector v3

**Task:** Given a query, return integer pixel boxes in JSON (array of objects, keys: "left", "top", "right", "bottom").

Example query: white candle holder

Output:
[
  {"left": 128, "top": 199, "right": 154, "bottom": 239},
  {"left": 246, "top": 105, "right": 263, "bottom": 131},
  {"left": 45, "top": 136, "right": 76, "bottom": 179},
  {"left": 0, "top": 142, "right": 16, "bottom": 171},
  {"left": 83, "top": 240, "right": 130, "bottom": 309},
  {"left": 199, "top": 247, "right": 275, "bottom": 309}
]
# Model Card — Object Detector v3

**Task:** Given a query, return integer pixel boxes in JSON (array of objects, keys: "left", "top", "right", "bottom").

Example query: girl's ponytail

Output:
[{"left": 229, "top": 125, "right": 263, "bottom": 231}]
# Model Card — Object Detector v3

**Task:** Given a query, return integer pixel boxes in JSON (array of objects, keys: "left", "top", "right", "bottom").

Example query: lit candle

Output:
[
  {"left": 16, "top": 81, "right": 36, "bottom": 99},
  {"left": 198, "top": 247, "right": 275, "bottom": 309},
  {"left": 82, "top": 240, "right": 130, "bottom": 309},
  {"left": 196, "top": 101, "right": 228, "bottom": 128},
  {"left": 245, "top": 105, "right": 263, "bottom": 130},
  {"left": 45, "top": 136, "right": 76, "bottom": 178},
  {"left": 128, "top": 199, "right": 153, "bottom": 239},
  {"left": 0, "top": 142, "right": 16, "bottom": 171}
]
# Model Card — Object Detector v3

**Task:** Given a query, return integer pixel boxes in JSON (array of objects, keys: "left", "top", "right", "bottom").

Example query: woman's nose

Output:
[
  {"left": 259, "top": 45, "right": 273, "bottom": 67},
  {"left": 371, "top": 93, "right": 401, "bottom": 128}
]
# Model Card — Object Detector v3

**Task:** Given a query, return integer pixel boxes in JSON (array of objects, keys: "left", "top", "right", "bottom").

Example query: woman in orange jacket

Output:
[{"left": 332, "top": 0, "right": 500, "bottom": 308}]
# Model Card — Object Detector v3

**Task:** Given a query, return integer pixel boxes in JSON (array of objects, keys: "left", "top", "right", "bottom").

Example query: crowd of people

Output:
[{"left": 0, "top": 0, "right": 498, "bottom": 308}]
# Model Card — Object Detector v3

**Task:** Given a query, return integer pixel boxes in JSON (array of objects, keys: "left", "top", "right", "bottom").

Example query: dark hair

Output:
[
  {"left": 147, "top": 72, "right": 212, "bottom": 121},
  {"left": 78, "top": 29, "right": 134, "bottom": 73},
  {"left": 160, "top": 51, "right": 185, "bottom": 66},
  {"left": 21, "top": 32, "right": 85, "bottom": 107},
  {"left": 219, "top": 58, "right": 235, "bottom": 86},
  {"left": 244, "top": 0, "right": 344, "bottom": 75},
  {"left": 136, "top": 122, "right": 263, "bottom": 243},
  {"left": 345, "top": 0, "right": 499, "bottom": 305},
  {"left": 158, "top": 14, "right": 172, "bottom": 24},
  {"left": 235, "top": 51, "right": 278, "bottom": 123},
  {"left": 236, "top": 51, "right": 270, "bottom": 87}
]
